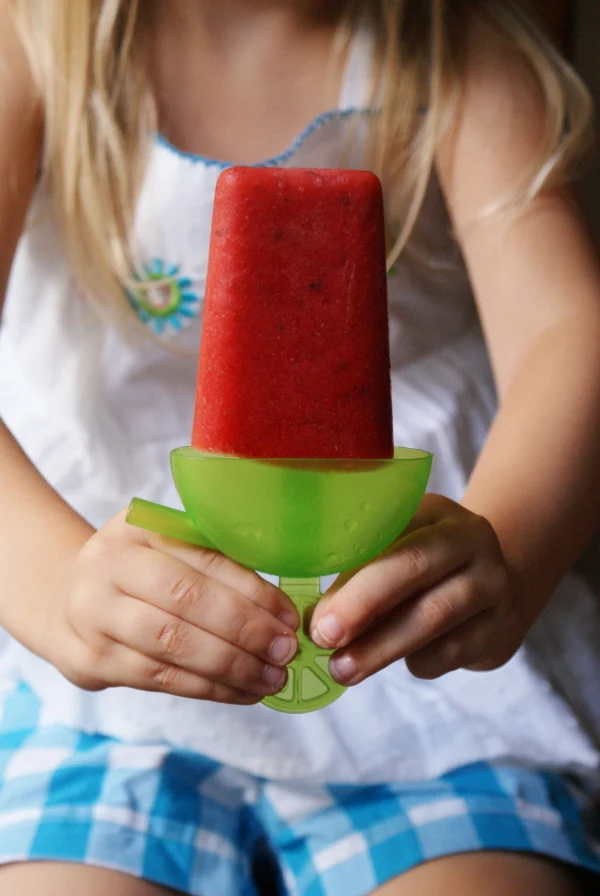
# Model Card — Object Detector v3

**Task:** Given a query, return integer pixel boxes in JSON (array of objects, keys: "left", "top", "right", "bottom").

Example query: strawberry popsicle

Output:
[{"left": 192, "top": 166, "right": 393, "bottom": 459}]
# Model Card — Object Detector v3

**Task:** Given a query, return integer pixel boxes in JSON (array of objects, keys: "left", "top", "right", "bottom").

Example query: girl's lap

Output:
[
  {"left": 0, "top": 688, "right": 597, "bottom": 896},
  {"left": 374, "top": 852, "right": 588, "bottom": 896},
  {"left": 0, "top": 862, "right": 181, "bottom": 896},
  {"left": 0, "top": 853, "right": 590, "bottom": 896}
]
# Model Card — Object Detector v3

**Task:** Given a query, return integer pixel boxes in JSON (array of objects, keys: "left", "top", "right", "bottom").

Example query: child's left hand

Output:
[{"left": 310, "top": 494, "right": 525, "bottom": 684}]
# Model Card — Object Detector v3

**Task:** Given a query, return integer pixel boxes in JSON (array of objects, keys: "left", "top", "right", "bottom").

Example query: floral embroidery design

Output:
[{"left": 129, "top": 259, "right": 200, "bottom": 335}]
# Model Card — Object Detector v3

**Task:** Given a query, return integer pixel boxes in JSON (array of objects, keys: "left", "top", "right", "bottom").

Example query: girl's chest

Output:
[
  {"left": 149, "top": 15, "right": 343, "bottom": 168},
  {"left": 130, "top": 143, "right": 475, "bottom": 362}
]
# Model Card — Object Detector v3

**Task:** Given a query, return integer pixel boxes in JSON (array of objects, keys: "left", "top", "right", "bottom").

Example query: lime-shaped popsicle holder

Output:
[{"left": 126, "top": 447, "right": 432, "bottom": 713}]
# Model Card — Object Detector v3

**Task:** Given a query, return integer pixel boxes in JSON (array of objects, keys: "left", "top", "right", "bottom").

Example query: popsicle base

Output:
[{"left": 262, "top": 577, "right": 346, "bottom": 713}]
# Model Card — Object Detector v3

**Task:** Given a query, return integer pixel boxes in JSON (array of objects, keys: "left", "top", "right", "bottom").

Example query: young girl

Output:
[{"left": 0, "top": 1, "right": 599, "bottom": 894}]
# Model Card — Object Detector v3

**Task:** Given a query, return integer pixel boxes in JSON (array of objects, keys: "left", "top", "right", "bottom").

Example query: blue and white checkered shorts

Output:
[{"left": 0, "top": 681, "right": 599, "bottom": 895}]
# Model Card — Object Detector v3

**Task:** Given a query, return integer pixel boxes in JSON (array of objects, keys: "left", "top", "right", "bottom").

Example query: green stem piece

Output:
[{"left": 261, "top": 576, "right": 347, "bottom": 713}]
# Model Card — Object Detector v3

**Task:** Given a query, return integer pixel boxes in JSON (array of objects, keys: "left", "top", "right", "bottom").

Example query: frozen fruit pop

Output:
[{"left": 193, "top": 166, "right": 393, "bottom": 459}]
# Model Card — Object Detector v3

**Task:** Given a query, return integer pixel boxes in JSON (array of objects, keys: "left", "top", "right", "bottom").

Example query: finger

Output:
[
  {"left": 327, "top": 572, "right": 494, "bottom": 685},
  {"left": 320, "top": 492, "right": 481, "bottom": 603},
  {"left": 99, "top": 642, "right": 264, "bottom": 705},
  {"left": 113, "top": 546, "right": 298, "bottom": 665},
  {"left": 146, "top": 535, "right": 299, "bottom": 629},
  {"left": 392, "top": 492, "right": 466, "bottom": 535},
  {"left": 405, "top": 611, "right": 497, "bottom": 680},
  {"left": 103, "top": 596, "right": 289, "bottom": 697},
  {"left": 311, "top": 520, "right": 473, "bottom": 649},
  {"left": 322, "top": 495, "right": 465, "bottom": 601}
]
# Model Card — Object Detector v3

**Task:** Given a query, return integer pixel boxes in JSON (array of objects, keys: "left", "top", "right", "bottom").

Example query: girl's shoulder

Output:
[{"left": 437, "top": 14, "right": 563, "bottom": 213}]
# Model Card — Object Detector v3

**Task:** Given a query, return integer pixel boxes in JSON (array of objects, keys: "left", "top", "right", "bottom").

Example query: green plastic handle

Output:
[
  {"left": 127, "top": 498, "right": 216, "bottom": 548},
  {"left": 263, "top": 577, "right": 346, "bottom": 713}
]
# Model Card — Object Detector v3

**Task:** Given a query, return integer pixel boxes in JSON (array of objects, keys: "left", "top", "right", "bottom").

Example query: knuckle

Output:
[
  {"left": 148, "top": 660, "right": 180, "bottom": 691},
  {"left": 248, "top": 575, "right": 283, "bottom": 607},
  {"left": 168, "top": 572, "right": 204, "bottom": 615},
  {"left": 230, "top": 614, "right": 259, "bottom": 649},
  {"left": 417, "top": 593, "right": 455, "bottom": 635},
  {"left": 245, "top": 579, "right": 271, "bottom": 606},
  {"left": 77, "top": 534, "right": 114, "bottom": 570},
  {"left": 352, "top": 587, "right": 382, "bottom": 620},
  {"left": 156, "top": 619, "right": 189, "bottom": 660},
  {"left": 206, "top": 641, "right": 235, "bottom": 681},
  {"left": 454, "top": 575, "right": 479, "bottom": 607},
  {"left": 366, "top": 642, "right": 392, "bottom": 678},
  {"left": 199, "top": 549, "right": 227, "bottom": 577},
  {"left": 397, "top": 543, "right": 429, "bottom": 583}
]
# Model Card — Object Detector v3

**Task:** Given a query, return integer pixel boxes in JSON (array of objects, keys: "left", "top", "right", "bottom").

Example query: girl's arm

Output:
[
  {"left": 310, "top": 18, "right": 600, "bottom": 683},
  {"left": 438, "top": 18, "right": 600, "bottom": 622},
  {"left": 0, "top": 1, "right": 94, "bottom": 655},
  {"left": 0, "top": 1, "right": 298, "bottom": 700}
]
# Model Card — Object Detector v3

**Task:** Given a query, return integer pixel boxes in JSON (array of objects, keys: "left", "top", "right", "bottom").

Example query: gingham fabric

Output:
[{"left": 0, "top": 682, "right": 598, "bottom": 896}]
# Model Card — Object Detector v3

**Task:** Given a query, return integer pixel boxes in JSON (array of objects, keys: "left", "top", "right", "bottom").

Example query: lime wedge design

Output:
[{"left": 262, "top": 578, "right": 346, "bottom": 713}]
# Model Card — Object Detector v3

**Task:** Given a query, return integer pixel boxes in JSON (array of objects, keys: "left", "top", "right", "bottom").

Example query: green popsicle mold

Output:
[{"left": 127, "top": 447, "right": 432, "bottom": 713}]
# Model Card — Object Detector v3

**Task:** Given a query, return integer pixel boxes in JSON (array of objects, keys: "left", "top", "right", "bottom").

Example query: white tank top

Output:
[{"left": 0, "top": 33, "right": 599, "bottom": 784}]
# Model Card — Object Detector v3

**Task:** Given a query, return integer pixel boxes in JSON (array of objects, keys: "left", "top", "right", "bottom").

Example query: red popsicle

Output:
[{"left": 192, "top": 167, "right": 393, "bottom": 459}]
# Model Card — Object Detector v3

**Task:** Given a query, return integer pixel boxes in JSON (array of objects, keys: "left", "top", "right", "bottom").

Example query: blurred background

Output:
[
  {"left": 535, "top": 1, "right": 599, "bottom": 234},
  {"left": 572, "top": 1, "right": 600, "bottom": 587},
  {"left": 573, "top": 1, "right": 600, "bottom": 236}
]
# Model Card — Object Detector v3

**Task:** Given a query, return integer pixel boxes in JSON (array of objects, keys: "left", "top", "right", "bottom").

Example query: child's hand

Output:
[
  {"left": 46, "top": 510, "right": 299, "bottom": 704},
  {"left": 310, "top": 495, "right": 522, "bottom": 684}
]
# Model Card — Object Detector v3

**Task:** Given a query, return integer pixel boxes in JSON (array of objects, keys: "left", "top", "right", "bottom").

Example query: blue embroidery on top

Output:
[
  {"left": 129, "top": 259, "right": 200, "bottom": 335},
  {"left": 156, "top": 107, "right": 377, "bottom": 169}
]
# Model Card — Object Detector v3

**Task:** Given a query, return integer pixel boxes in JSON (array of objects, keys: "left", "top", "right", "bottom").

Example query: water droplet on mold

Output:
[
  {"left": 234, "top": 525, "right": 261, "bottom": 540},
  {"left": 326, "top": 553, "right": 341, "bottom": 567},
  {"left": 344, "top": 519, "right": 358, "bottom": 532},
  {"left": 360, "top": 502, "right": 372, "bottom": 513}
]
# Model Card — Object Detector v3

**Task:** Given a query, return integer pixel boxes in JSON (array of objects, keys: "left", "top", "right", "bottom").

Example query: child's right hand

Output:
[{"left": 44, "top": 510, "right": 299, "bottom": 705}]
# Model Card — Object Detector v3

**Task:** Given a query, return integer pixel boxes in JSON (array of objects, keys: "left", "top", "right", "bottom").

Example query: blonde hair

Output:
[{"left": 9, "top": 0, "right": 594, "bottom": 322}]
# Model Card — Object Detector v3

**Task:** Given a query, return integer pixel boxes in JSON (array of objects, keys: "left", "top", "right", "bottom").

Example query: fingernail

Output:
[
  {"left": 278, "top": 610, "right": 299, "bottom": 631},
  {"left": 313, "top": 614, "right": 344, "bottom": 648},
  {"left": 268, "top": 635, "right": 296, "bottom": 665},
  {"left": 329, "top": 654, "right": 358, "bottom": 685},
  {"left": 263, "top": 664, "right": 287, "bottom": 691}
]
